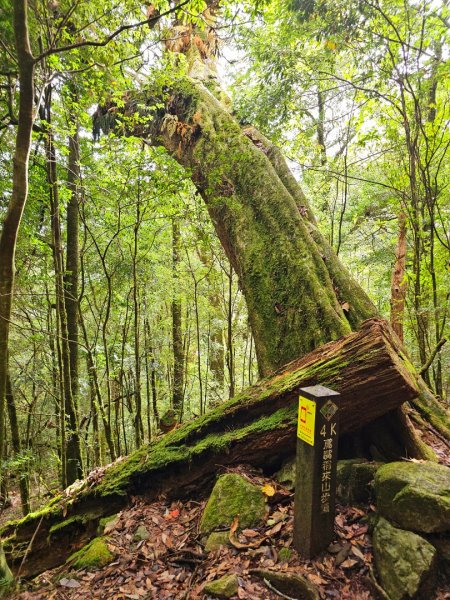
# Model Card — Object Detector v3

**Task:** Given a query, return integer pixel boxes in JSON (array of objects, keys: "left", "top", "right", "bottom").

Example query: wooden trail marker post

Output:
[{"left": 293, "top": 385, "right": 340, "bottom": 558}]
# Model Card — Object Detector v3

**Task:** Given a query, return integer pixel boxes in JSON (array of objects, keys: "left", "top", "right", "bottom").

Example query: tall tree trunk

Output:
[
  {"left": 64, "top": 128, "right": 80, "bottom": 418},
  {"left": 5, "top": 373, "right": 30, "bottom": 515},
  {"left": 79, "top": 310, "right": 116, "bottom": 461},
  {"left": 132, "top": 191, "right": 144, "bottom": 447},
  {"left": 44, "top": 89, "right": 83, "bottom": 484},
  {"left": 226, "top": 263, "right": 235, "bottom": 398},
  {"left": 0, "top": 0, "right": 34, "bottom": 588},
  {"left": 171, "top": 218, "right": 184, "bottom": 419},
  {"left": 390, "top": 212, "right": 407, "bottom": 342}
]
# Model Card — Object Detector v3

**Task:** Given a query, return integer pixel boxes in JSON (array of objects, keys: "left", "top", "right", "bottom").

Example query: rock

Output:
[
  {"left": 250, "top": 569, "right": 320, "bottom": 600},
  {"left": 203, "top": 574, "right": 239, "bottom": 598},
  {"left": 69, "top": 537, "right": 114, "bottom": 570},
  {"left": 200, "top": 473, "right": 267, "bottom": 533},
  {"left": 429, "top": 536, "right": 450, "bottom": 577},
  {"left": 97, "top": 513, "right": 119, "bottom": 535},
  {"left": 373, "top": 517, "right": 437, "bottom": 600},
  {"left": 336, "top": 459, "right": 381, "bottom": 504},
  {"left": 375, "top": 461, "right": 450, "bottom": 533},
  {"left": 276, "top": 457, "right": 296, "bottom": 490},
  {"left": 133, "top": 524, "right": 150, "bottom": 542},
  {"left": 205, "top": 531, "right": 230, "bottom": 552}
]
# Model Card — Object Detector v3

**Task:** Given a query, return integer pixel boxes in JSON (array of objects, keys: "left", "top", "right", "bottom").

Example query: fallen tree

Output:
[{"left": 1, "top": 318, "right": 427, "bottom": 577}]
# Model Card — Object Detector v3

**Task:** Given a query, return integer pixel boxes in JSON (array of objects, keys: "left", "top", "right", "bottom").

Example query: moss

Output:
[
  {"left": 373, "top": 517, "right": 437, "bottom": 600},
  {"left": 69, "top": 537, "right": 113, "bottom": 570},
  {"left": 203, "top": 574, "right": 239, "bottom": 598},
  {"left": 49, "top": 515, "right": 88, "bottom": 535},
  {"left": 97, "top": 406, "right": 296, "bottom": 498},
  {"left": 199, "top": 473, "right": 267, "bottom": 533},
  {"left": 375, "top": 461, "right": 450, "bottom": 534},
  {"left": 0, "top": 545, "right": 13, "bottom": 596},
  {"left": 97, "top": 514, "right": 118, "bottom": 535},
  {"left": 1, "top": 494, "right": 63, "bottom": 535},
  {"left": 278, "top": 547, "right": 292, "bottom": 563},
  {"left": 336, "top": 459, "right": 381, "bottom": 504},
  {"left": 204, "top": 531, "right": 230, "bottom": 552}
]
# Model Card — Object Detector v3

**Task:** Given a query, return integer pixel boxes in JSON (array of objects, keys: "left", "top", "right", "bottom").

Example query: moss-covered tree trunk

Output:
[
  {"left": 94, "top": 67, "right": 449, "bottom": 446},
  {"left": 152, "top": 79, "right": 375, "bottom": 375}
]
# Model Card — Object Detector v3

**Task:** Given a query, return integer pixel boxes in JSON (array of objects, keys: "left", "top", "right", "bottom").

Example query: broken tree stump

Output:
[{"left": 2, "top": 319, "right": 420, "bottom": 577}]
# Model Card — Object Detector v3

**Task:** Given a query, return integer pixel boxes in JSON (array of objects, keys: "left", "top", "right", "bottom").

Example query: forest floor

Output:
[
  {"left": 4, "top": 419, "right": 450, "bottom": 600},
  {"left": 10, "top": 463, "right": 450, "bottom": 600}
]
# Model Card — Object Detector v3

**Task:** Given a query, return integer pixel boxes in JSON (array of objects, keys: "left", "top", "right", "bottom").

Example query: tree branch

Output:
[
  {"left": 33, "top": 1, "right": 189, "bottom": 64},
  {"left": 420, "top": 338, "right": 447, "bottom": 376}
]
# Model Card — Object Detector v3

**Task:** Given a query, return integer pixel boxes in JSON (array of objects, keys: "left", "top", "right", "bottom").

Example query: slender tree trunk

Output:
[
  {"left": 0, "top": 0, "right": 34, "bottom": 500},
  {"left": 145, "top": 318, "right": 159, "bottom": 428},
  {"left": 64, "top": 128, "right": 80, "bottom": 418},
  {"left": 390, "top": 212, "right": 407, "bottom": 342},
  {"left": 226, "top": 263, "right": 235, "bottom": 398},
  {"left": 0, "top": 0, "right": 34, "bottom": 586},
  {"left": 132, "top": 194, "right": 143, "bottom": 447},
  {"left": 79, "top": 310, "right": 116, "bottom": 461},
  {"left": 5, "top": 373, "right": 30, "bottom": 515},
  {"left": 45, "top": 91, "right": 83, "bottom": 485},
  {"left": 171, "top": 218, "right": 184, "bottom": 419}
]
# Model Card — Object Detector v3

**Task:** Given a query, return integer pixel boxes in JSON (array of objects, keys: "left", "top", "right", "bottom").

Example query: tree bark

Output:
[
  {"left": 0, "top": 0, "right": 34, "bottom": 588},
  {"left": 171, "top": 218, "right": 184, "bottom": 419},
  {"left": 64, "top": 129, "right": 80, "bottom": 419},
  {"left": 44, "top": 93, "right": 83, "bottom": 485},
  {"left": 390, "top": 212, "right": 407, "bottom": 342},
  {"left": 0, "top": 0, "right": 34, "bottom": 495},
  {"left": 2, "top": 318, "right": 424, "bottom": 578},
  {"left": 5, "top": 373, "right": 30, "bottom": 516}
]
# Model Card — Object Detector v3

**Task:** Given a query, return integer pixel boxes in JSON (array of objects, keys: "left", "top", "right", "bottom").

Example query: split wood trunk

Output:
[{"left": 2, "top": 319, "right": 419, "bottom": 578}]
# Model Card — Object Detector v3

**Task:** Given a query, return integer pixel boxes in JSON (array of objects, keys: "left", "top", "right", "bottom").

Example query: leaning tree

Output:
[{"left": 93, "top": 3, "right": 449, "bottom": 455}]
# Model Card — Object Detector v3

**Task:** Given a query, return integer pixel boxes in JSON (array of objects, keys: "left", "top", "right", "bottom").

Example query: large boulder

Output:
[
  {"left": 200, "top": 473, "right": 267, "bottom": 533},
  {"left": 374, "top": 461, "right": 450, "bottom": 533},
  {"left": 373, "top": 517, "right": 437, "bottom": 600}
]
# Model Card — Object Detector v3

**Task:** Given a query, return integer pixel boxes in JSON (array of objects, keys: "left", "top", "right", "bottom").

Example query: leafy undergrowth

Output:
[{"left": 11, "top": 465, "right": 450, "bottom": 600}]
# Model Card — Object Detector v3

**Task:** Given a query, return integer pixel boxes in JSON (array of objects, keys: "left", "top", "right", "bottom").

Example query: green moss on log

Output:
[
  {"left": 98, "top": 406, "right": 295, "bottom": 497},
  {"left": 69, "top": 537, "right": 113, "bottom": 570}
]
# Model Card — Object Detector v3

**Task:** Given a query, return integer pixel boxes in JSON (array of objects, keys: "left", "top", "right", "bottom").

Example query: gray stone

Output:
[
  {"left": 375, "top": 461, "right": 450, "bottom": 533},
  {"left": 373, "top": 517, "right": 437, "bottom": 600},
  {"left": 133, "top": 524, "right": 150, "bottom": 542},
  {"left": 205, "top": 531, "right": 230, "bottom": 552},
  {"left": 203, "top": 574, "right": 239, "bottom": 598},
  {"left": 276, "top": 457, "right": 296, "bottom": 490},
  {"left": 250, "top": 569, "right": 320, "bottom": 600},
  {"left": 429, "top": 536, "right": 450, "bottom": 577},
  {"left": 200, "top": 473, "right": 267, "bottom": 533},
  {"left": 336, "top": 459, "right": 381, "bottom": 504}
]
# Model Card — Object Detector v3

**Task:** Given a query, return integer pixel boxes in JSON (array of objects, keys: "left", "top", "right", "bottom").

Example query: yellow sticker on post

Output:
[{"left": 297, "top": 396, "right": 316, "bottom": 446}]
